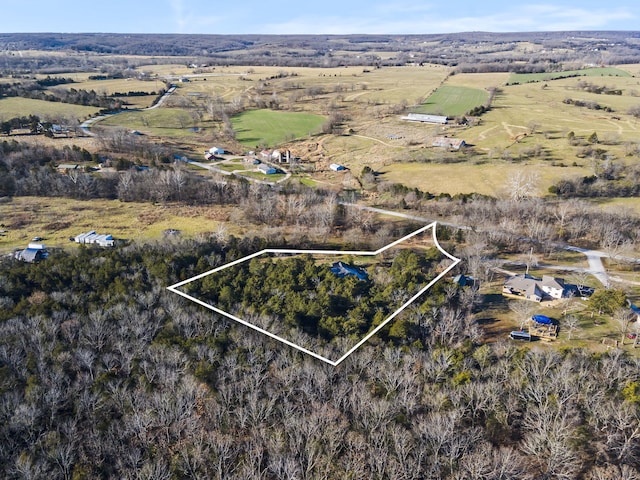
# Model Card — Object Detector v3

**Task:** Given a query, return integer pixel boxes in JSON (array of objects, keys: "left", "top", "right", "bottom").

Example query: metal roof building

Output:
[
  {"left": 74, "top": 231, "right": 115, "bottom": 247},
  {"left": 258, "top": 164, "right": 277, "bottom": 175},
  {"left": 14, "top": 243, "right": 49, "bottom": 263},
  {"left": 401, "top": 113, "right": 448, "bottom": 124}
]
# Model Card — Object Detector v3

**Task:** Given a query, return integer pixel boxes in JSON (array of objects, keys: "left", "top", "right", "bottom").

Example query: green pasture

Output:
[
  {"left": 446, "top": 72, "right": 510, "bottom": 90},
  {"left": 415, "top": 86, "right": 488, "bottom": 116},
  {"left": 0, "top": 97, "right": 99, "bottom": 120},
  {"left": 98, "top": 107, "right": 210, "bottom": 138},
  {"left": 238, "top": 171, "right": 287, "bottom": 182},
  {"left": 231, "top": 109, "right": 325, "bottom": 147},
  {"left": 507, "top": 67, "right": 632, "bottom": 85}
]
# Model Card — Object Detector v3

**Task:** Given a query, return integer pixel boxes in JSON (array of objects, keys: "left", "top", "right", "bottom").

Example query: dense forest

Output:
[
  {"left": 1, "top": 235, "right": 640, "bottom": 479},
  {"left": 184, "top": 247, "right": 458, "bottom": 360}
]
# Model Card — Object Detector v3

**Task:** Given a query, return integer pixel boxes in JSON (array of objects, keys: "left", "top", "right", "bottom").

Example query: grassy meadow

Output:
[
  {"left": 415, "top": 85, "right": 488, "bottom": 116},
  {"left": 6, "top": 62, "right": 640, "bottom": 200},
  {"left": 231, "top": 109, "right": 325, "bottom": 147},
  {"left": 0, "top": 197, "right": 233, "bottom": 252},
  {"left": 507, "top": 67, "right": 633, "bottom": 85},
  {"left": 98, "top": 107, "right": 211, "bottom": 138},
  {"left": 0, "top": 97, "right": 99, "bottom": 120}
]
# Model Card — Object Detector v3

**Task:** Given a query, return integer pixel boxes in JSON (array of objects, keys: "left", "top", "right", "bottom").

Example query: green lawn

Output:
[
  {"left": 239, "top": 171, "right": 287, "bottom": 182},
  {"left": 507, "top": 67, "right": 632, "bottom": 85},
  {"left": 231, "top": 109, "right": 325, "bottom": 147},
  {"left": 415, "top": 86, "right": 488, "bottom": 116}
]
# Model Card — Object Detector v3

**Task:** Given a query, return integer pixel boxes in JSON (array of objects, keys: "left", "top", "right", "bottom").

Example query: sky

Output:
[{"left": 0, "top": 0, "right": 636, "bottom": 35}]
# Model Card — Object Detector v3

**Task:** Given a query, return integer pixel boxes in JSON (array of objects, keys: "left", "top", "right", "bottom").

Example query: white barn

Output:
[
  {"left": 74, "top": 231, "right": 115, "bottom": 247},
  {"left": 401, "top": 113, "right": 448, "bottom": 124}
]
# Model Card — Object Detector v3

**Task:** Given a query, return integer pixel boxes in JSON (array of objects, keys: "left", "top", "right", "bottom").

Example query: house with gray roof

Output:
[
  {"left": 503, "top": 274, "right": 570, "bottom": 302},
  {"left": 432, "top": 137, "right": 466, "bottom": 150},
  {"left": 503, "top": 274, "right": 544, "bottom": 302}
]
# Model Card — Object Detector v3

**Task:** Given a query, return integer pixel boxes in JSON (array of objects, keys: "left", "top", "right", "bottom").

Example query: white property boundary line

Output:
[{"left": 167, "top": 222, "right": 460, "bottom": 366}]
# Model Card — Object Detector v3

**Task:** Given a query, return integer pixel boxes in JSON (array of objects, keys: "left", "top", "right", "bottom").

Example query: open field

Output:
[
  {"left": 0, "top": 97, "right": 99, "bottom": 119},
  {"left": 377, "top": 160, "right": 588, "bottom": 196},
  {"left": 98, "top": 107, "right": 213, "bottom": 138},
  {"left": 5, "top": 63, "right": 640, "bottom": 201},
  {"left": 445, "top": 72, "right": 510, "bottom": 89},
  {"left": 507, "top": 67, "right": 633, "bottom": 85},
  {"left": 49, "top": 78, "right": 161, "bottom": 96},
  {"left": 460, "top": 76, "right": 640, "bottom": 157},
  {"left": 0, "top": 197, "right": 234, "bottom": 252},
  {"left": 415, "top": 85, "right": 488, "bottom": 116},
  {"left": 232, "top": 109, "right": 325, "bottom": 147}
]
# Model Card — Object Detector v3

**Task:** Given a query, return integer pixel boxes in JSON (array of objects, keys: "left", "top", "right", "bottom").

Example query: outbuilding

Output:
[
  {"left": 432, "top": 137, "right": 467, "bottom": 150},
  {"left": 208, "top": 147, "right": 225, "bottom": 155},
  {"left": 74, "top": 231, "right": 115, "bottom": 247},
  {"left": 258, "top": 164, "right": 277, "bottom": 175},
  {"left": 14, "top": 243, "right": 49, "bottom": 263},
  {"left": 401, "top": 113, "right": 448, "bottom": 124}
]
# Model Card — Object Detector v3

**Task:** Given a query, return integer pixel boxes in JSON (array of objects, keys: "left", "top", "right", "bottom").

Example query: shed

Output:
[
  {"left": 208, "top": 147, "right": 225, "bottom": 155},
  {"left": 330, "top": 163, "right": 346, "bottom": 171},
  {"left": 258, "top": 164, "right": 277, "bottom": 175},
  {"left": 510, "top": 330, "right": 531, "bottom": 341}
]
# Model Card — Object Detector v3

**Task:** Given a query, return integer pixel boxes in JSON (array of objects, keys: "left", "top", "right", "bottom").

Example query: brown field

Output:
[
  {"left": 5, "top": 63, "right": 640, "bottom": 201},
  {"left": 0, "top": 197, "right": 234, "bottom": 252}
]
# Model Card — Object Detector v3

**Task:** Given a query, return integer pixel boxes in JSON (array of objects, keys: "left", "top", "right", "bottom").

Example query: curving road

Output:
[
  {"left": 79, "top": 85, "right": 177, "bottom": 136},
  {"left": 339, "top": 202, "right": 638, "bottom": 287}
]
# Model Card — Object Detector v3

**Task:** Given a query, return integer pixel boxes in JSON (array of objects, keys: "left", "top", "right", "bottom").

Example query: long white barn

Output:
[{"left": 74, "top": 231, "right": 114, "bottom": 247}]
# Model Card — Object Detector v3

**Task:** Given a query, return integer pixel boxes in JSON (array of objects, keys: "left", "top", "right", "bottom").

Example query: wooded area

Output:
[
  {"left": 2, "top": 30, "right": 640, "bottom": 479},
  {"left": 1, "top": 237, "right": 640, "bottom": 479}
]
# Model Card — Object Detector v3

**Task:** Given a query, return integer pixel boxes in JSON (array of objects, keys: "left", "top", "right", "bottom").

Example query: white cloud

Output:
[
  {"left": 167, "top": 0, "right": 232, "bottom": 33},
  {"left": 260, "top": 4, "right": 635, "bottom": 34}
]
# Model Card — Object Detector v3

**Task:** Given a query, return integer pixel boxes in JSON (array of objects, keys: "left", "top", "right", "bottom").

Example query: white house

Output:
[{"left": 540, "top": 275, "right": 567, "bottom": 300}]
